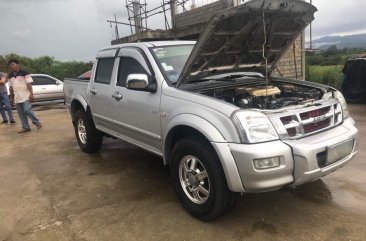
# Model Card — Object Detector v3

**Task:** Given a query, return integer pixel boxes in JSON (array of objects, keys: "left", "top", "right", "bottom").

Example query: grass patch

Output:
[{"left": 306, "top": 65, "right": 343, "bottom": 89}]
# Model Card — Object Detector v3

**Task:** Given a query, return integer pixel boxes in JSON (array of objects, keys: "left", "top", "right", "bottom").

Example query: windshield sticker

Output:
[
  {"left": 153, "top": 48, "right": 166, "bottom": 58},
  {"left": 162, "top": 63, "right": 174, "bottom": 71}
]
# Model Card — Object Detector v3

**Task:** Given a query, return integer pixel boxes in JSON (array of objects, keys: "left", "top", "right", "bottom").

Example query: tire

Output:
[
  {"left": 74, "top": 109, "right": 103, "bottom": 153},
  {"left": 170, "top": 137, "right": 236, "bottom": 221}
]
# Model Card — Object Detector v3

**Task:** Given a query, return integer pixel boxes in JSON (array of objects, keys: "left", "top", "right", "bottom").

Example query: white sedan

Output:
[{"left": 6, "top": 74, "right": 64, "bottom": 102}]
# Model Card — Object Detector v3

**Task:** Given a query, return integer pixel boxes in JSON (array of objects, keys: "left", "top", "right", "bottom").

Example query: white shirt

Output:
[{"left": 8, "top": 70, "right": 33, "bottom": 104}]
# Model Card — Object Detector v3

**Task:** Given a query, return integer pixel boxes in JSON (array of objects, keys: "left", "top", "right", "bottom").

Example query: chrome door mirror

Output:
[
  {"left": 126, "top": 74, "right": 149, "bottom": 89},
  {"left": 126, "top": 74, "right": 157, "bottom": 92}
]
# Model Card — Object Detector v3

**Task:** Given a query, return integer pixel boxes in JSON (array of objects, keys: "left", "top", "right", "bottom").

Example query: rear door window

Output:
[
  {"left": 32, "top": 76, "right": 56, "bottom": 85},
  {"left": 95, "top": 58, "right": 115, "bottom": 84}
]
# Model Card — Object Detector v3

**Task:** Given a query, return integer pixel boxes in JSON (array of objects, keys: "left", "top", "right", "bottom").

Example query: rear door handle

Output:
[
  {"left": 112, "top": 91, "right": 123, "bottom": 101},
  {"left": 90, "top": 88, "right": 98, "bottom": 95}
]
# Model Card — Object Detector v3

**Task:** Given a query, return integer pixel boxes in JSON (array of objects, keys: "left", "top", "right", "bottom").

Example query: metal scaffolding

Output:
[{"left": 107, "top": 0, "right": 191, "bottom": 39}]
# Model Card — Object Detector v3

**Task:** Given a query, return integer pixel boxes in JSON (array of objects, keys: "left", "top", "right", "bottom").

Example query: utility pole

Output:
[
  {"left": 232, "top": 0, "right": 241, "bottom": 6},
  {"left": 310, "top": 0, "right": 313, "bottom": 49},
  {"left": 191, "top": 0, "right": 196, "bottom": 9},
  {"left": 132, "top": 0, "right": 142, "bottom": 34},
  {"left": 170, "top": 0, "right": 178, "bottom": 29},
  {"left": 114, "top": 14, "right": 120, "bottom": 40}
]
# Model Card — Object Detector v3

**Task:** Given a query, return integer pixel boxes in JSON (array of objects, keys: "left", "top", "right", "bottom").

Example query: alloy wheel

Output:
[
  {"left": 77, "top": 119, "right": 87, "bottom": 144},
  {"left": 179, "top": 155, "right": 210, "bottom": 204}
]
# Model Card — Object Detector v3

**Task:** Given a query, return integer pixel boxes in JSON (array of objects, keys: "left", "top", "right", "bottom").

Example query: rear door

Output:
[
  {"left": 111, "top": 47, "right": 162, "bottom": 153},
  {"left": 89, "top": 56, "right": 118, "bottom": 132}
]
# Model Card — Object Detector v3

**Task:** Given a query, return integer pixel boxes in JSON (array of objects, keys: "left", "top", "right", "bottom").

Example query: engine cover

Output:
[{"left": 236, "top": 86, "right": 281, "bottom": 97}]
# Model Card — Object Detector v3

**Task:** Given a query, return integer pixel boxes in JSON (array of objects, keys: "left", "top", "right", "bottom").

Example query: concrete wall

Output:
[
  {"left": 175, "top": 1, "right": 229, "bottom": 29},
  {"left": 272, "top": 33, "right": 305, "bottom": 80}
]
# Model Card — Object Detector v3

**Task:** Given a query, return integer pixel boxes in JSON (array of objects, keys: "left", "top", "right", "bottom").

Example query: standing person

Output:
[
  {"left": 0, "top": 72, "right": 16, "bottom": 124},
  {"left": 8, "top": 59, "right": 42, "bottom": 133}
]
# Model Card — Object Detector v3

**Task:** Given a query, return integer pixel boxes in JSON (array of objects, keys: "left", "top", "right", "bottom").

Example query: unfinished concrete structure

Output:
[{"left": 111, "top": 0, "right": 306, "bottom": 80}]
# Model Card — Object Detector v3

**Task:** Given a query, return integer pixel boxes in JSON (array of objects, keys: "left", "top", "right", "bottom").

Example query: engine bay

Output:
[{"left": 198, "top": 81, "right": 324, "bottom": 110}]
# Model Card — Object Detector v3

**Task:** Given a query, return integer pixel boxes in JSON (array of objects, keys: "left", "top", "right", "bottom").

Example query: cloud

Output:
[
  {"left": 2, "top": 0, "right": 366, "bottom": 61},
  {"left": 12, "top": 30, "right": 32, "bottom": 38},
  {"left": 5, "top": 0, "right": 67, "bottom": 2},
  {"left": 311, "top": 0, "right": 366, "bottom": 38},
  {"left": 94, "top": 0, "right": 127, "bottom": 18}
]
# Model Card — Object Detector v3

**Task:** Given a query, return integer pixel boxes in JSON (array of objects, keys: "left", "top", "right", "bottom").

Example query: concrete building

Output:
[{"left": 111, "top": 0, "right": 306, "bottom": 80}]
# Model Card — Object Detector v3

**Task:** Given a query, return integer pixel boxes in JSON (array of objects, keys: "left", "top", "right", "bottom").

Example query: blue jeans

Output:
[
  {"left": 0, "top": 92, "right": 15, "bottom": 122},
  {"left": 16, "top": 100, "right": 41, "bottom": 130}
]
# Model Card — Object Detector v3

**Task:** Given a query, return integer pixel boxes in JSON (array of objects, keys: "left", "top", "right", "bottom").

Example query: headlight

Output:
[
  {"left": 334, "top": 91, "right": 349, "bottom": 119},
  {"left": 232, "top": 111, "right": 279, "bottom": 143}
]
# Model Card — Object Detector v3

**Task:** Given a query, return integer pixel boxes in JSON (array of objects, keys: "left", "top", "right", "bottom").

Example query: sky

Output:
[{"left": 1, "top": 0, "right": 366, "bottom": 62}]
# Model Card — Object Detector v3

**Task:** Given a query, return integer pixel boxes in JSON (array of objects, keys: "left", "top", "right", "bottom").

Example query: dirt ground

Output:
[{"left": 0, "top": 103, "right": 365, "bottom": 241}]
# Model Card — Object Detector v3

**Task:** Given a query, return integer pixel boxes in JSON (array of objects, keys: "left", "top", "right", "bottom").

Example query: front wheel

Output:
[
  {"left": 74, "top": 109, "right": 103, "bottom": 153},
  {"left": 170, "top": 137, "right": 236, "bottom": 221}
]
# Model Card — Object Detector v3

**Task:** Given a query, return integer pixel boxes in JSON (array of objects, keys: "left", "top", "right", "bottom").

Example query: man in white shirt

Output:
[{"left": 8, "top": 59, "right": 42, "bottom": 133}]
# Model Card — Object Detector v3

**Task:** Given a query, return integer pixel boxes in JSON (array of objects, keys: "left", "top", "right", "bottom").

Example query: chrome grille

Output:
[{"left": 270, "top": 101, "right": 343, "bottom": 140}]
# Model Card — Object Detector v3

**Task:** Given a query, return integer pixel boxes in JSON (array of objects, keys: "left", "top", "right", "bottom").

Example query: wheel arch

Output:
[
  {"left": 69, "top": 94, "right": 88, "bottom": 121},
  {"left": 163, "top": 114, "right": 226, "bottom": 165},
  {"left": 163, "top": 114, "right": 245, "bottom": 193},
  {"left": 70, "top": 98, "right": 92, "bottom": 123}
]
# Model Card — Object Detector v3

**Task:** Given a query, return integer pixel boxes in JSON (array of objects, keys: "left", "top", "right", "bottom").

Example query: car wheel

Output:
[
  {"left": 74, "top": 109, "right": 103, "bottom": 153},
  {"left": 170, "top": 137, "right": 236, "bottom": 221}
]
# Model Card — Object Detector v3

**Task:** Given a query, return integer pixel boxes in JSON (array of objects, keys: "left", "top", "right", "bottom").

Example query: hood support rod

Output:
[{"left": 262, "top": 10, "right": 270, "bottom": 108}]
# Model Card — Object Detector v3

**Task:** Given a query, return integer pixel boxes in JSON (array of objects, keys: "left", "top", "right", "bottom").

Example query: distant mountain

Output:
[{"left": 309, "top": 33, "right": 366, "bottom": 50}]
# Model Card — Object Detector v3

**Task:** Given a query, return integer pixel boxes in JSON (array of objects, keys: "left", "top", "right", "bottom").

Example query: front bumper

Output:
[
  {"left": 216, "top": 117, "right": 358, "bottom": 193},
  {"left": 284, "top": 117, "right": 358, "bottom": 187}
]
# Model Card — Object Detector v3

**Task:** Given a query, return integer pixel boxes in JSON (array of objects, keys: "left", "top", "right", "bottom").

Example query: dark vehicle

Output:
[{"left": 340, "top": 58, "right": 366, "bottom": 103}]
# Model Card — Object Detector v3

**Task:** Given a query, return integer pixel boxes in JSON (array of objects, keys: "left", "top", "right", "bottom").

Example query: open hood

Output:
[{"left": 176, "top": 0, "right": 317, "bottom": 87}]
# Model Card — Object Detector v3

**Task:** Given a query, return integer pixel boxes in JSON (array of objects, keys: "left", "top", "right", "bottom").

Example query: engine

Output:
[{"left": 199, "top": 83, "right": 323, "bottom": 110}]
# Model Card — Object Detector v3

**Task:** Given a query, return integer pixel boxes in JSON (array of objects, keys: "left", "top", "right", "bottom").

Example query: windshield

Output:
[{"left": 151, "top": 45, "right": 194, "bottom": 83}]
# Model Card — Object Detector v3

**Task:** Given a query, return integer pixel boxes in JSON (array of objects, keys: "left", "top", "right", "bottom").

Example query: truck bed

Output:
[{"left": 63, "top": 78, "right": 90, "bottom": 110}]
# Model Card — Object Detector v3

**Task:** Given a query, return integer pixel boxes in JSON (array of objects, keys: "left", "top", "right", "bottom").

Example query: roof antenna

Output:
[{"left": 262, "top": 10, "right": 269, "bottom": 108}]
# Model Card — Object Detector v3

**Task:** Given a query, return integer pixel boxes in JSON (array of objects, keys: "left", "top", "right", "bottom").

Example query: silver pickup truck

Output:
[{"left": 64, "top": 0, "right": 358, "bottom": 220}]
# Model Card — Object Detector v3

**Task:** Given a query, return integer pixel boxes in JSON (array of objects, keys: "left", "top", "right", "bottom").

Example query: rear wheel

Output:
[
  {"left": 170, "top": 137, "right": 236, "bottom": 221},
  {"left": 74, "top": 109, "right": 103, "bottom": 153}
]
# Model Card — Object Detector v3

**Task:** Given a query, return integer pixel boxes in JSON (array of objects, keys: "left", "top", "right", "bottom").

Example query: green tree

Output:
[
  {"left": 0, "top": 53, "right": 92, "bottom": 80},
  {"left": 324, "top": 45, "right": 339, "bottom": 56}
]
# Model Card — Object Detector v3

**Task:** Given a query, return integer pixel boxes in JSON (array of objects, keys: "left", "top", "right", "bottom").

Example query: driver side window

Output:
[{"left": 117, "top": 57, "right": 148, "bottom": 87}]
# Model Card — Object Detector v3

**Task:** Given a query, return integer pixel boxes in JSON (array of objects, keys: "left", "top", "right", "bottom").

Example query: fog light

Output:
[{"left": 253, "top": 157, "right": 280, "bottom": 170}]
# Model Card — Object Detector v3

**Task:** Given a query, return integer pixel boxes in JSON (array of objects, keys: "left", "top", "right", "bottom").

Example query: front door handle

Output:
[
  {"left": 90, "top": 88, "right": 98, "bottom": 95},
  {"left": 112, "top": 91, "right": 123, "bottom": 101}
]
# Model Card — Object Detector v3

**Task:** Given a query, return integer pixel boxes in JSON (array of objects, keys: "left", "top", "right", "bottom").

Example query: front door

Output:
[{"left": 111, "top": 48, "right": 162, "bottom": 154}]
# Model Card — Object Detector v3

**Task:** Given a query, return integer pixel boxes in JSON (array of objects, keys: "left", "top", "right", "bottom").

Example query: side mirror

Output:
[{"left": 126, "top": 74, "right": 156, "bottom": 93}]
